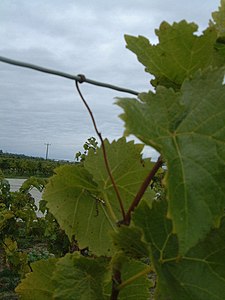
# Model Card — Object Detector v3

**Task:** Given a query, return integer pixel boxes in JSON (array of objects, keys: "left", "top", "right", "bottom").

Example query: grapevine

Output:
[{"left": 2, "top": 2, "right": 225, "bottom": 299}]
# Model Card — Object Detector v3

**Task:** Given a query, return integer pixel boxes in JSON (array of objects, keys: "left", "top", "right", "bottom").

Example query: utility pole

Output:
[{"left": 44, "top": 143, "right": 51, "bottom": 160}]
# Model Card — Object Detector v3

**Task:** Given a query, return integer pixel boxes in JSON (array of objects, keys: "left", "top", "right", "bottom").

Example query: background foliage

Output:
[{"left": 0, "top": 151, "right": 69, "bottom": 178}]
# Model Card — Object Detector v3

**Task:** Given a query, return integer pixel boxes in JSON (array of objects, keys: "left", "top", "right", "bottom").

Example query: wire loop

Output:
[{"left": 77, "top": 74, "right": 86, "bottom": 83}]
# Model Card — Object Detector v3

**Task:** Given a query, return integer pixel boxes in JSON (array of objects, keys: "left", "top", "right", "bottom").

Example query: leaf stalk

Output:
[
  {"left": 117, "top": 265, "right": 152, "bottom": 290},
  {"left": 110, "top": 269, "right": 122, "bottom": 300},
  {"left": 75, "top": 81, "right": 126, "bottom": 221},
  {"left": 123, "top": 156, "right": 163, "bottom": 225}
]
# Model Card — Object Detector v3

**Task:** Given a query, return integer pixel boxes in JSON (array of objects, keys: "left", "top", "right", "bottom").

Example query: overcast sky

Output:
[{"left": 0, "top": 0, "right": 220, "bottom": 161}]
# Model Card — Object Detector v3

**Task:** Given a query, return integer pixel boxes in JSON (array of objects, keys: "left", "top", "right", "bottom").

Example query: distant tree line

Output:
[{"left": 0, "top": 150, "right": 72, "bottom": 178}]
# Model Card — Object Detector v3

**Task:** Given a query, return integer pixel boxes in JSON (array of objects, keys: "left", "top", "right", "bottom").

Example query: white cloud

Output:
[{"left": 0, "top": 0, "right": 220, "bottom": 160}]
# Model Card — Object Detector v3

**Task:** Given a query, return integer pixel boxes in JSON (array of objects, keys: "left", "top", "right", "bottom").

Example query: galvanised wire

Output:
[{"left": 0, "top": 56, "right": 139, "bottom": 96}]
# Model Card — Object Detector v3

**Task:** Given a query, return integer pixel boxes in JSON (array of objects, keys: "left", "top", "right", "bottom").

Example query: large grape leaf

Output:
[
  {"left": 44, "top": 138, "right": 155, "bottom": 256},
  {"left": 125, "top": 20, "right": 225, "bottom": 89},
  {"left": 15, "top": 258, "right": 58, "bottom": 300},
  {"left": 111, "top": 225, "right": 150, "bottom": 259},
  {"left": 43, "top": 164, "right": 116, "bottom": 256},
  {"left": 16, "top": 254, "right": 110, "bottom": 300},
  {"left": 85, "top": 138, "right": 154, "bottom": 216},
  {"left": 52, "top": 253, "right": 110, "bottom": 300},
  {"left": 133, "top": 199, "right": 225, "bottom": 300},
  {"left": 104, "top": 253, "right": 151, "bottom": 300},
  {"left": 118, "top": 259, "right": 151, "bottom": 300},
  {"left": 117, "top": 67, "right": 225, "bottom": 254}
]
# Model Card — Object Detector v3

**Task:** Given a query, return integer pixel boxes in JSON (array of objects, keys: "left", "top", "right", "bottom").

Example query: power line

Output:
[{"left": 0, "top": 55, "right": 139, "bottom": 96}]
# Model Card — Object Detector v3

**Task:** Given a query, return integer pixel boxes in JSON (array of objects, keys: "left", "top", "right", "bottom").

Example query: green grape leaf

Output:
[
  {"left": 43, "top": 164, "right": 116, "bottom": 256},
  {"left": 0, "top": 205, "right": 14, "bottom": 229},
  {"left": 210, "top": 0, "right": 225, "bottom": 65},
  {"left": 85, "top": 138, "right": 155, "bottom": 216},
  {"left": 119, "top": 259, "right": 151, "bottom": 300},
  {"left": 111, "top": 225, "right": 150, "bottom": 259},
  {"left": 125, "top": 20, "right": 225, "bottom": 89},
  {"left": 117, "top": 68, "right": 225, "bottom": 254},
  {"left": 15, "top": 258, "right": 58, "bottom": 300},
  {"left": 44, "top": 138, "right": 154, "bottom": 256},
  {"left": 211, "top": 0, "right": 225, "bottom": 37},
  {"left": 52, "top": 253, "right": 110, "bottom": 300},
  {"left": 133, "top": 199, "right": 225, "bottom": 300},
  {"left": 20, "top": 176, "right": 46, "bottom": 193},
  {"left": 106, "top": 253, "right": 151, "bottom": 300}
]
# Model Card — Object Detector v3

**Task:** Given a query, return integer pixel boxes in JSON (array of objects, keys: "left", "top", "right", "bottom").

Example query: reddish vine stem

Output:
[
  {"left": 75, "top": 80, "right": 126, "bottom": 221},
  {"left": 110, "top": 270, "right": 122, "bottom": 300},
  {"left": 123, "top": 155, "right": 163, "bottom": 225}
]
